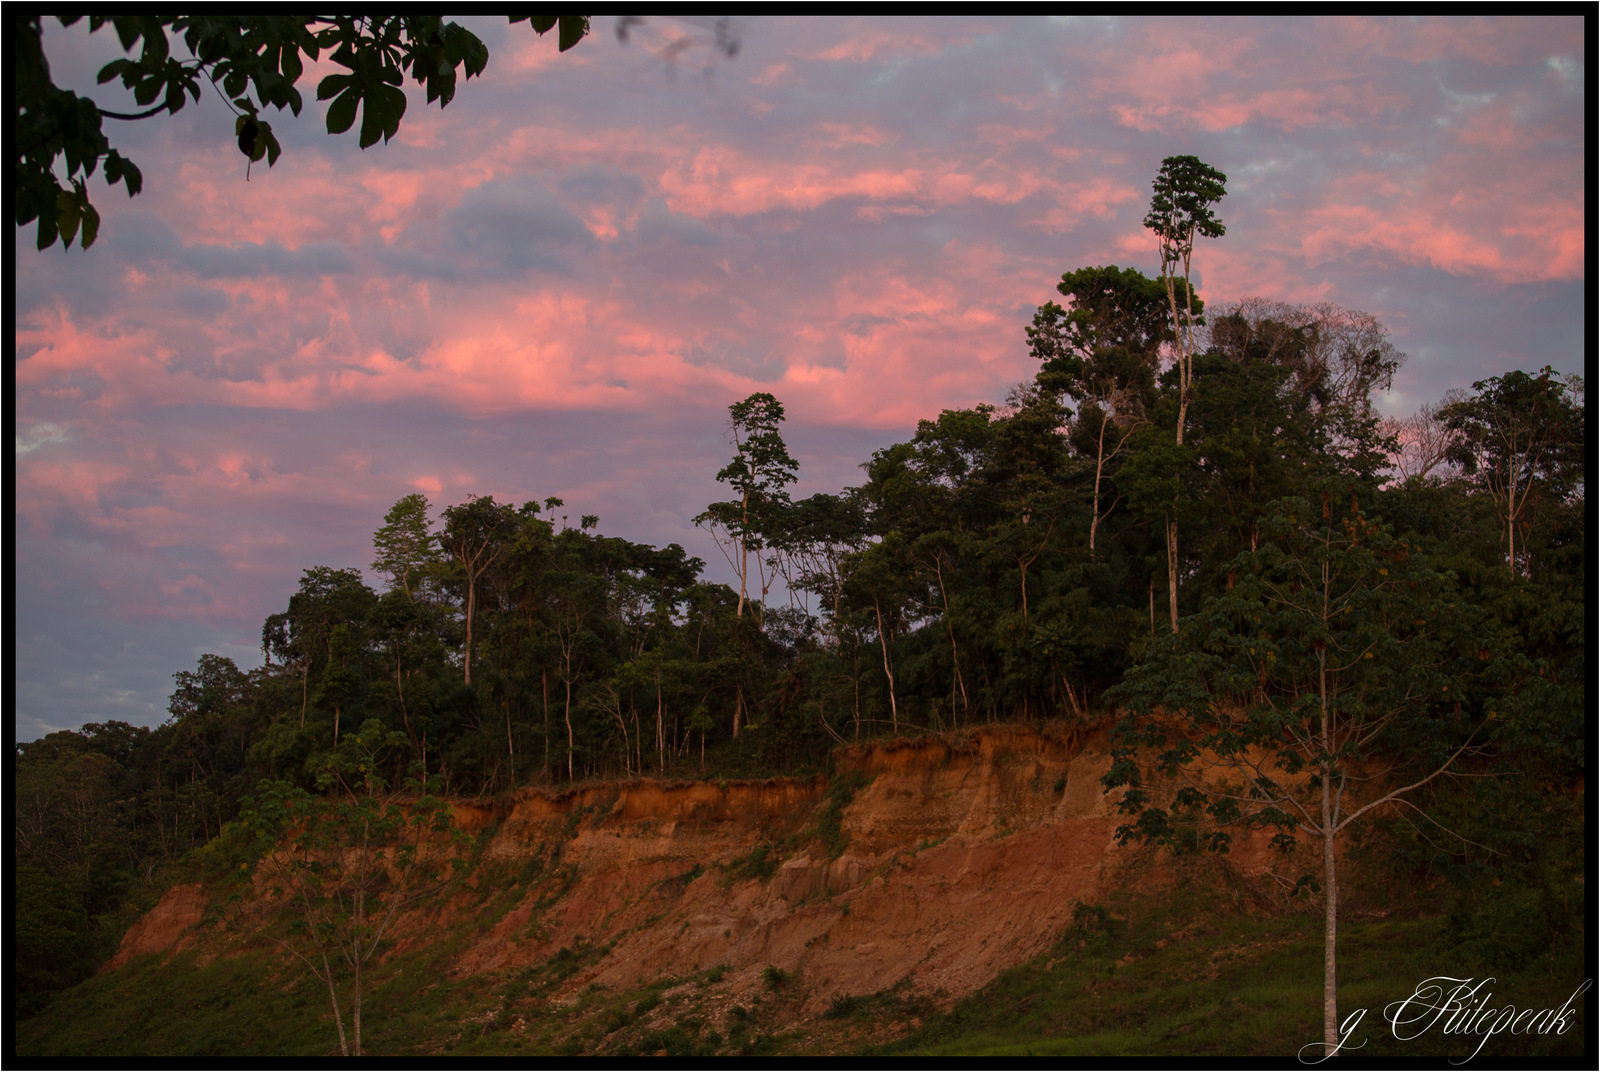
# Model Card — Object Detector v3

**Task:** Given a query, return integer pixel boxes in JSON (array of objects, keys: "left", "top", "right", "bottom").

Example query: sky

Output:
[{"left": 14, "top": 16, "right": 1587, "bottom": 740}]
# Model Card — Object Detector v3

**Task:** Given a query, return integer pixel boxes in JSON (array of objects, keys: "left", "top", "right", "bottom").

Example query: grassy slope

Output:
[{"left": 869, "top": 873, "right": 1588, "bottom": 1059}]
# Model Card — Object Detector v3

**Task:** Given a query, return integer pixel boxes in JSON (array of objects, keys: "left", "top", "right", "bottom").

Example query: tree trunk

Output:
[
  {"left": 505, "top": 699, "right": 515, "bottom": 789},
  {"left": 1018, "top": 557, "right": 1030, "bottom": 621},
  {"left": 736, "top": 490, "right": 750, "bottom": 618},
  {"left": 1167, "top": 516, "right": 1180, "bottom": 633},
  {"left": 933, "top": 556, "right": 969, "bottom": 718},
  {"left": 463, "top": 574, "right": 475, "bottom": 685},
  {"left": 1322, "top": 767, "right": 1339, "bottom": 1051},
  {"left": 353, "top": 938, "right": 364, "bottom": 1057},
  {"left": 873, "top": 595, "right": 899, "bottom": 731},
  {"left": 1090, "top": 412, "right": 1110, "bottom": 554},
  {"left": 1319, "top": 641, "right": 1338, "bottom": 1052},
  {"left": 1506, "top": 465, "right": 1519, "bottom": 573},
  {"left": 564, "top": 675, "right": 575, "bottom": 782},
  {"left": 322, "top": 949, "right": 349, "bottom": 1056}
]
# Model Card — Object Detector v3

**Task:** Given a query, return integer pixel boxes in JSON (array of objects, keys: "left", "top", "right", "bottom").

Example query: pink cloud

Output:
[
  {"left": 1330, "top": 15, "right": 1581, "bottom": 67},
  {"left": 810, "top": 27, "right": 951, "bottom": 64}
]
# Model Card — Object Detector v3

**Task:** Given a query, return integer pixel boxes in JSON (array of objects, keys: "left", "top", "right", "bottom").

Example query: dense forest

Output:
[{"left": 15, "top": 165, "right": 1585, "bottom": 1021}]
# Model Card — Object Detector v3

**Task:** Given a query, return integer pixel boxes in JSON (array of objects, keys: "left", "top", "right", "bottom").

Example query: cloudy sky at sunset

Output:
[{"left": 15, "top": 16, "right": 1586, "bottom": 739}]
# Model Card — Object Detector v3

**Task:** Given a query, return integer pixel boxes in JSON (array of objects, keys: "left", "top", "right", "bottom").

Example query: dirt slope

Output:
[{"left": 118, "top": 725, "right": 1288, "bottom": 1016}]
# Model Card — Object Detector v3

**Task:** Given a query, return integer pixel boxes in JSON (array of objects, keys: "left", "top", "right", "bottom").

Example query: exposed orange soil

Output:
[{"left": 113, "top": 725, "right": 1297, "bottom": 1013}]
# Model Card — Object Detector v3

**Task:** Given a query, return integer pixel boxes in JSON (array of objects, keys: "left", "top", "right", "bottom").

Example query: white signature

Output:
[{"left": 1298, "top": 976, "right": 1591, "bottom": 1064}]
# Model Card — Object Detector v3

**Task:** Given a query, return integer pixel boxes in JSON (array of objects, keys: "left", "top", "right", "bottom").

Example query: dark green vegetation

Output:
[
  {"left": 15, "top": 16, "right": 593, "bottom": 249},
  {"left": 874, "top": 865, "right": 1587, "bottom": 1059},
  {"left": 14, "top": 157, "right": 1585, "bottom": 1052}
]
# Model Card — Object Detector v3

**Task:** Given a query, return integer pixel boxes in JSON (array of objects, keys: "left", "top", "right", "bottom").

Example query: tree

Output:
[
  {"left": 1145, "top": 155, "right": 1226, "bottom": 448},
  {"left": 697, "top": 393, "right": 801, "bottom": 621},
  {"left": 15, "top": 16, "right": 591, "bottom": 250},
  {"left": 240, "top": 722, "right": 460, "bottom": 1057},
  {"left": 314, "top": 624, "right": 366, "bottom": 745},
  {"left": 1103, "top": 495, "right": 1496, "bottom": 1055},
  {"left": 841, "top": 534, "right": 919, "bottom": 732},
  {"left": 1029, "top": 265, "right": 1170, "bottom": 554},
  {"left": 439, "top": 494, "right": 519, "bottom": 686},
  {"left": 1440, "top": 367, "right": 1585, "bottom": 576},
  {"left": 372, "top": 493, "right": 444, "bottom": 603},
  {"left": 1210, "top": 299, "right": 1405, "bottom": 483},
  {"left": 263, "top": 567, "right": 378, "bottom": 728},
  {"left": 1145, "top": 155, "right": 1226, "bottom": 632},
  {"left": 695, "top": 393, "right": 799, "bottom": 738},
  {"left": 1383, "top": 391, "right": 1466, "bottom": 484}
]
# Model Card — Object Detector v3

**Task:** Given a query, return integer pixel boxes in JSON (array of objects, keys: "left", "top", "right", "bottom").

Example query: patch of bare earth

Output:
[{"left": 114, "top": 725, "right": 1299, "bottom": 1042}]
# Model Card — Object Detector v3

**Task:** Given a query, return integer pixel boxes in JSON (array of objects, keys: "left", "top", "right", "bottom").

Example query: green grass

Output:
[{"left": 868, "top": 876, "right": 1588, "bottom": 1059}]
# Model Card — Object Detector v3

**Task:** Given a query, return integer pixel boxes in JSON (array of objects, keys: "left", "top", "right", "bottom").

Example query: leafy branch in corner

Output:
[{"left": 13, "top": 15, "right": 590, "bottom": 250}]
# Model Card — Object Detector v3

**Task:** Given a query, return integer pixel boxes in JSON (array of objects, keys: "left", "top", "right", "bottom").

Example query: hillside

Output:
[{"left": 18, "top": 724, "right": 1585, "bottom": 1058}]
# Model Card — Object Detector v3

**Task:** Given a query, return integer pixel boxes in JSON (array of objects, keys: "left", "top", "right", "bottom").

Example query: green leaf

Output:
[
  {"left": 36, "top": 211, "right": 59, "bottom": 252},
  {"left": 119, "top": 158, "right": 143, "bottom": 196},
  {"left": 79, "top": 204, "right": 101, "bottom": 249},
  {"left": 325, "top": 88, "right": 359, "bottom": 135},
  {"left": 557, "top": 16, "right": 588, "bottom": 52},
  {"left": 54, "top": 191, "right": 81, "bottom": 248},
  {"left": 358, "top": 95, "right": 384, "bottom": 149},
  {"left": 140, "top": 19, "right": 169, "bottom": 65},
  {"left": 316, "top": 73, "right": 352, "bottom": 100}
]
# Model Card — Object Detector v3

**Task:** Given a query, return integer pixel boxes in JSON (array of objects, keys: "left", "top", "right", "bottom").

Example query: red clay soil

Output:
[
  {"left": 109, "top": 725, "right": 1296, "bottom": 1014},
  {"left": 107, "top": 883, "right": 210, "bottom": 969}
]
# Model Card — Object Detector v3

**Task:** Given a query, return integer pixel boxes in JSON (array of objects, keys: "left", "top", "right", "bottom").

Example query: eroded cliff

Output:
[{"left": 116, "top": 725, "right": 1290, "bottom": 1020}]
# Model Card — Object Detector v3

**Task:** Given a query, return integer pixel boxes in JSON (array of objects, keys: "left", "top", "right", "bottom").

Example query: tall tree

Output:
[
  {"left": 1211, "top": 299, "right": 1405, "bottom": 483},
  {"left": 1441, "top": 368, "right": 1585, "bottom": 576},
  {"left": 695, "top": 393, "right": 799, "bottom": 738},
  {"left": 1145, "top": 155, "right": 1227, "bottom": 447},
  {"left": 697, "top": 392, "right": 801, "bottom": 620},
  {"left": 1145, "top": 156, "right": 1226, "bottom": 632},
  {"left": 372, "top": 493, "right": 444, "bottom": 602},
  {"left": 263, "top": 567, "right": 377, "bottom": 727},
  {"left": 439, "top": 495, "right": 518, "bottom": 686},
  {"left": 1029, "top": 265, "right": 1170, "bottom": 554},
  {"left": 1104, "top": 495, "right": 1497, "bottom": 1055}
]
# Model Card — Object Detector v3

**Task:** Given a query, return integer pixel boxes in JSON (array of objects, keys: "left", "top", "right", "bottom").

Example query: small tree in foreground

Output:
[
  {"left": 242, "top": 720, "right": 461, "bottom": 1056},
  {"left": 1103, "top": 495, "right": 1498, "bottom": 1056}
]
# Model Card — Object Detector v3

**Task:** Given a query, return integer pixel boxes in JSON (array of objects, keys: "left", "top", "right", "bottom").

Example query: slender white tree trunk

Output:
[
  {"left": 1323, "top": 806, "right": 1338, "bottom": 1051},
  {"left": 873, "top": 596, "right": 899, "bottom": 731}
]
